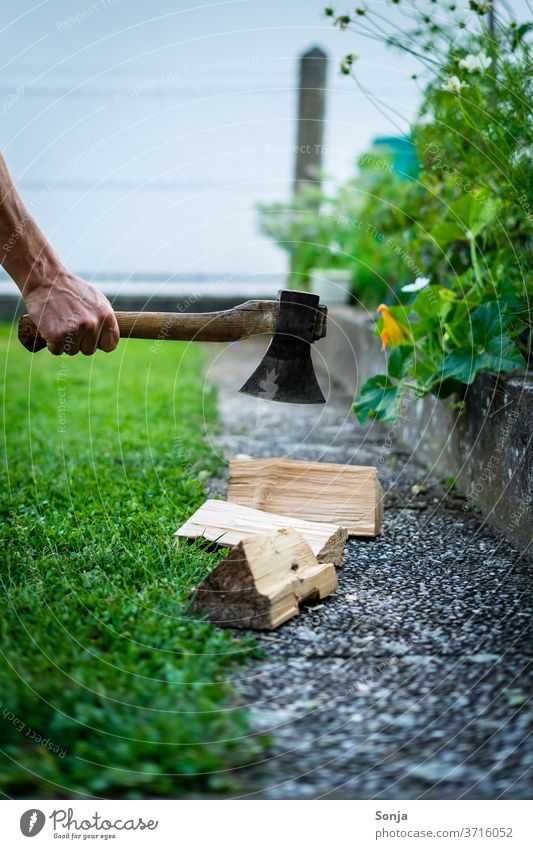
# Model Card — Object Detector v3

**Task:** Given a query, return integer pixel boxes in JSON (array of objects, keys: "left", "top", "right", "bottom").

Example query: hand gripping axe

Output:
[{"left": 18, "top": 289, "right": 327, "bottom": 404}]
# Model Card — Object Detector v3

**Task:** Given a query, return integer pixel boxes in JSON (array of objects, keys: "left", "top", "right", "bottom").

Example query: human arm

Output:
[{"left": 0, "top": 153, "right": 119, "bottom": 355}]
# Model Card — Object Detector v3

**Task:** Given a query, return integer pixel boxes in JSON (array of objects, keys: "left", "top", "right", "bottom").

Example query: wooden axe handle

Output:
[{"left": 18, "top": 300, "right": 288, "bottom": 352}]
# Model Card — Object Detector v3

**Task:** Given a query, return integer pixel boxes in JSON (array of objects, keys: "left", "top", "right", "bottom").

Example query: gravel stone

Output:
[{"left": 205, "top": 342, "right": 533, "bottom": 800}]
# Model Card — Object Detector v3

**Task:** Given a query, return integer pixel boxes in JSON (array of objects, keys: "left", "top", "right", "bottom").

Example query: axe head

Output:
[{"left": 239, "top": 290, "right": 326, "bottom": 404}]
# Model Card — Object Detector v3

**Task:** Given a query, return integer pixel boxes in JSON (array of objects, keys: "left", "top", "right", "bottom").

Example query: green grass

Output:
[{"left": 0, "top": 325, "right": 262, "bottom": 798}]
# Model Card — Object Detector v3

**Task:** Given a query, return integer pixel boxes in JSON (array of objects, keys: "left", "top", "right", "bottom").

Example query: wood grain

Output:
[
  {"left": 174, "top": 499, "right": 348, "bottom": 566},
  {"left": 191, "top": 527, "right": 338, "bottom": 629},
  {"left": 17, "top": 301, "right": 327, "bottom": 351},
  {"left": 114, "top": 301, "right": 279, "bottom": 342},
  {"left": 228, "top": 457, "right": 383, "bottom": 537}
]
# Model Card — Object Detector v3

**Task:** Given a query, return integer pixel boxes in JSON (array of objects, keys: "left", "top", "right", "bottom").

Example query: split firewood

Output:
[
  {"left": 228, "top": 457, "right": 383, "bottom": 537},
  {"left": 174, "top": 498, "right": 348, "bottom": 565},
  {"left": 191, "top": 527, "right": 338, "bottom": 629}
]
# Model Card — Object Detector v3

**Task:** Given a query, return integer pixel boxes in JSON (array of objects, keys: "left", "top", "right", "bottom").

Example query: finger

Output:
[
  {"left": 46, "top": 341, "right": 64, "bottom": 356},
  {"left": 64, "top": 334, "right": 81, "bottom": 356},
  {"left": 80, "top": 335, "right": 98, "bottom": 356},
  {"left": 98, "top": 312, "right": 119, "bottom": 352},
  {"left": 98, "top": 326, "right": 119, "bottom": 353}
]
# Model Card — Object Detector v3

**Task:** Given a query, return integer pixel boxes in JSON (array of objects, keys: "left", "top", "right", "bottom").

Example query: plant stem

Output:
[
  {"left": 402, "top": 380, "right": 424, "bottom": 393},
  {"left": 469, "top": 234, "right": 484, "bottom": 290},
  {"left": 444, "top": 322, "right": 461, "bottom": 347}
]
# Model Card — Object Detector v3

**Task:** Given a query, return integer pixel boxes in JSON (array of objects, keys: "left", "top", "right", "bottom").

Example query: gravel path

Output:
[{"left": 204, "top": 340, "right": 532, "bottom": 800}]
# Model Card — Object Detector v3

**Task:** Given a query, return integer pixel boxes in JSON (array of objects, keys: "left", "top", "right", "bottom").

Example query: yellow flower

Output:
[{"left": 377, "top": 304, "right": 409, "bottom": 350}]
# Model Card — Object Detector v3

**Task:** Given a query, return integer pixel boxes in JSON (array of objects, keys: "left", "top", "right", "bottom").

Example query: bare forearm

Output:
[
  {"left": 0, "top": 154, "right": 63, "bottom": 295},
  {"left": 0, "top": 152, "right": 118, "bottom": 355}
]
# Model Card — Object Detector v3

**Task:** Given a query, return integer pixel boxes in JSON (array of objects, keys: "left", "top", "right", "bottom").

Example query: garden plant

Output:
[{"left": 260, "top": 0, "right": 531, "bottom": 422}]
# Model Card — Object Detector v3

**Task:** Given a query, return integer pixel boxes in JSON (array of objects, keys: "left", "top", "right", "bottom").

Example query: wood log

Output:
[
  {"left": 191, "top": 527, "right": 338, "bottom": 629},
  {"left": 174, "top": 499, "right": 348, "bottom": 565},
  {"left": 228, "top": 457, "right": 383, "bottom": 536}
]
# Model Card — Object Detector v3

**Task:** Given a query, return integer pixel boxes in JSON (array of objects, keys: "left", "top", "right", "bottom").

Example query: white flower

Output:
[
  {"left": 442, "top": 75, "right": 468, "bottom": 93},
  {"left": 459, "top": 52, "right": 491, "bottom": 73},
  {"left": 401, "top": 276, "right": 430, "bottom": 293}
]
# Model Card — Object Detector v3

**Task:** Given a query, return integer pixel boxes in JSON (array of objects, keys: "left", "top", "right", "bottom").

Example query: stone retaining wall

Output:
[{"left": 315, "top": 307, "right": 532, "bottom": 556}]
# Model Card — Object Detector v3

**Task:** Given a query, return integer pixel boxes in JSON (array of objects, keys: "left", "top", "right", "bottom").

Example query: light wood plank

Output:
[
  {"left": 175, "top": 498, "right": 347, "bottom": 565},
  {"left": 191, "top": 527, "right": 338, "bottom": 629},
  {"left": 228, "top": 457, "right": 383, "bottom": 536}
]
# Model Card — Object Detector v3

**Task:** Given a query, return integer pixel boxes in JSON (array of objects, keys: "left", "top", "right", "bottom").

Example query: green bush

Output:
[
  {"left": 259, "top": 149, "right": 422, "bottom": 306},
  {"left": 332, "top": 1, "right": 531, "bottom": 420},
  {"left": 261, "top": 2, "right": 531, "bottom": 420}
]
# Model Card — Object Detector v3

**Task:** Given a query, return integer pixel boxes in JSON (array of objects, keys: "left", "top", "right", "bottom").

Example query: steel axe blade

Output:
[{"left": 239, "top": 290, "right": 326, "bottom": 404}]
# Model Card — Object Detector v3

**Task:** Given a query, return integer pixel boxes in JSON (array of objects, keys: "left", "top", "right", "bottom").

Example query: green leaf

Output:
[
  {"left": 477, "top": 334, "right": 525, "bottom": 372},
  {"left": 387, "top": 344, "right": 413, "bottom": 379},
  {"left": 450, "top": 193, "right": 499, "bottom": 236},
  {"left": 468, "top": 194, "right": 500, "bottom": 237},
  {"left": 441, "top": 346, "right": 478, "bottom": 385},
  {"left": 430, "top": 194, "right": 500, "bottom": 247},
  {"left": 471, "top": 302, "right": 511, "bottom": 345},
  {"left": 411, "top": 286, "right": 449, "bottom": 319},
  {"left": 430, "top": 220, "right": 465, "bottom": 248},
  {"left": 446, "top": 300, "right": 472, "bottom": 345},
  {"left": 449, "top": 195, "right": 474, "bottom": 228},
  {"left": 411, "top": 354, "right": 440, "bottom": 386},
  {"left": 353, "top": 375, "right": 401, "bottom": 424},
  {"left": 494, "top": 278, "right": 525, "bottom": 312},
  {"left": 440, "top": 334, "right": 524, "bottom": 387}
]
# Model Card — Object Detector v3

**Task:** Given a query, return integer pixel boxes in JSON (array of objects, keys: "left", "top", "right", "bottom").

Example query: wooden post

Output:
[
  {"left": 488, "top": 1, "right": 496, "bottom": 38},
  {"left": 294, "top": 46, "right": 328, "bottom": 194}
]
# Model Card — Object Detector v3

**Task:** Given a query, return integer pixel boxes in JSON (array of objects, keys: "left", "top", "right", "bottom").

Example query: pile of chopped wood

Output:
[{"left": 175, "top": 457, "right": 382, "bottom": 630}]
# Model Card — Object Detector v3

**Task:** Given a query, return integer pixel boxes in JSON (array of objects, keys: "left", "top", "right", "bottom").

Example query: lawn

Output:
[{"left": 0, "top": 325, "right": 262, "bottom": 798}]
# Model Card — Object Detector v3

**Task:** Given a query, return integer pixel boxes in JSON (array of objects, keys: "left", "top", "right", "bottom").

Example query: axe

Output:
[{"left": 17, "top": 289, "right": 327, "bottom": 404}]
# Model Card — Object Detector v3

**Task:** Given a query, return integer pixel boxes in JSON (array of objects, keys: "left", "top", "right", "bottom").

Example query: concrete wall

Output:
[{"left": 315, "top": 307, "right": 532, "bottom": 556}]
